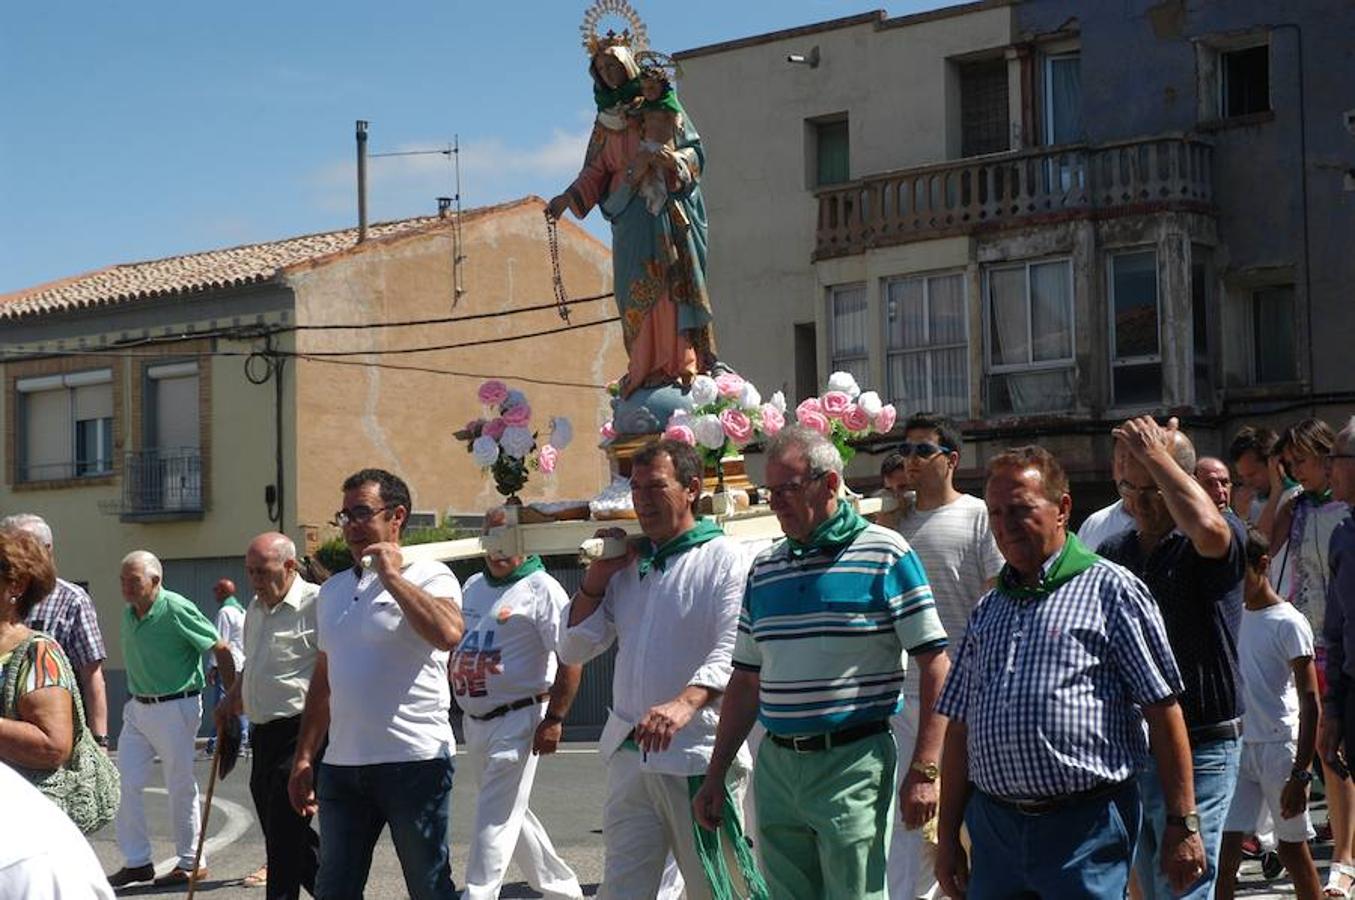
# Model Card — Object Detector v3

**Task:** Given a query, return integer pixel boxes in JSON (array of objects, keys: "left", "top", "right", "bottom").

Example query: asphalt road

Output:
[{"left": 87, "top": 744, "right": 1319, "bottom": 899}]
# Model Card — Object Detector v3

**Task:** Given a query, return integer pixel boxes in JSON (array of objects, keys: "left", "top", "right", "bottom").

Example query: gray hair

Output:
[
  {"left": 765, "top": 425, "right": 844, "bottom": 477},
  {"left": 1338, "top": 416, "right": 1355, "bottom": 454},
  {"left": 121, "top": 550, "right": 163, "bottom": 581},
  {"left": 267, "top": 534, "right": 297, "bottom": 563},
  {"left": 0, "top": 513, "right": 52, "bottom": 548}
]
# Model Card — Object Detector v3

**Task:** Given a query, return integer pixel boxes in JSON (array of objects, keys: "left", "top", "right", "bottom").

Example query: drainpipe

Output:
[
  {"left": 356, "top": 120, "right": 369, "bottom": 243},
  {"left": 1271, "top": 24, "right": 1313, "bottom": 410}
]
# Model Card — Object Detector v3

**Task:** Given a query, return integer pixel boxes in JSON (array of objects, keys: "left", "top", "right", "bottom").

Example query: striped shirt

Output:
[
  {"left": 25, "top": 578, "right": 107, "bottom": 671},
  {"left": 936, "top": 556, "right": 1182, "bottom": 799},
  {"left": 733, "top": 524, "right": 947, "bottom": 737}
]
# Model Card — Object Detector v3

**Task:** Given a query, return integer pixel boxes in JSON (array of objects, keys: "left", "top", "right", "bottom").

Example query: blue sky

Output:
[{"left": 0, "top": 2, "right": 944, "bottom": 294}]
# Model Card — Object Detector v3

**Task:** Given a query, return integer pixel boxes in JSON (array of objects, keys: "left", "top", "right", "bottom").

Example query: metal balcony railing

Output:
[
  {"left": 121, "top": 448, "right": 203, "bottom": 517},
  {"left": 814, "top": 135, "right": 1214, "bottom": 259}
]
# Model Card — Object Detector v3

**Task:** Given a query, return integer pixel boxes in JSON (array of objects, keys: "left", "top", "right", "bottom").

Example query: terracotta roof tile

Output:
[{"left": 0, "top": 197, "right": 542, "bottom": 320}]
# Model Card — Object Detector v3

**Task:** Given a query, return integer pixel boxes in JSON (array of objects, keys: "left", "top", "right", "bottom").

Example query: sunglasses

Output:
[
  {"left": 896, "top": 441, "right": 953, "bottom": 460},
  {"left": 331, "top": 504, "right": 394, "bottom": 527}
]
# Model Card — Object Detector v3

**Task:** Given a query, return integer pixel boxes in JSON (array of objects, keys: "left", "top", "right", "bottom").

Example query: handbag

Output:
[{"left": 2, "top": 631, "right": 120, "bottom": 834}]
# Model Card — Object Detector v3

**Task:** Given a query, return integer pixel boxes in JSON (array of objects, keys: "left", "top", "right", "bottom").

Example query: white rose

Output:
[
  {"left": 769, "top": 390, "right": 787, "bottom": 413},
  {"left": 739, "top": 382, "right": 762, "bottom": 411},
  {"left": 471, "top": 435, "right": 500, "bottom": 467},
  {"left": 669, "top": 408, "right": 691, "bottom": 423},
  {"left": 691, "top": 414, "right": 726, "bottom": 450},
  {"left": 500, "top": 425, "right": 535, "bottom": 459},
  {"left": 690, "top": 375, "right": 718, "bottom": 407},
  {"left": 828, "top": 371, "right": 861, "bottom": 398},
  {"left": 857, "top": 390, "right": 883, "bottom": 418},
  {"left": 549, "top": 416, "right": 574, "bottom": 450}
]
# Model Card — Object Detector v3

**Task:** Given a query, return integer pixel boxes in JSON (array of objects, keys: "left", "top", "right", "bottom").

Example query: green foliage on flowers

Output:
[{"left": 313, "top": 521, "right": 473, "bottom": 574}]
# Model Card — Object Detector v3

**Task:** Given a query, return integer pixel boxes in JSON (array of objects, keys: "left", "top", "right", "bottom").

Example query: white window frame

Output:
[
  {"left": 15, "top": 368, "right": 114, "bottom": 482},
  {"left": 982, "top": 258, "right": 1076, "bottom": 375},
  {"left": 884, "top": 271, "right": 970, "bottom": 417},
  {"left": 1107, "top": 248, "right": 1163, "bottom": 407},
  {"left": 828, "top": 283, "right": 870, "bottom": 378}
]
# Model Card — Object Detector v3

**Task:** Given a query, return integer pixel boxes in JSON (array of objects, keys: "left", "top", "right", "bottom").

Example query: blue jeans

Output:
[
  {"left": 965, "top": 780, "right": 1141, "bottom": 899},
  {"left": 315, "top": 756, "right": 457, "bottom": 900},
  {"left": 1135, "top": 736, "right": 1241, "bottom": 900},
  {"left": 205, "top": 678, "right": 249, "bottom": 751}
]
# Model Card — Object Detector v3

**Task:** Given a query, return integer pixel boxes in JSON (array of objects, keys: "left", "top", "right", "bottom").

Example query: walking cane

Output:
[{"left": 186, "top": 728, "right": 223, "bottom": 900}]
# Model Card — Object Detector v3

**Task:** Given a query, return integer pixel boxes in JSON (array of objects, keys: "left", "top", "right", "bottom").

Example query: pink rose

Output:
[
  {"left": 537, "top": 444, "right": 558, "bottom": 474},
  {"left": 483, "top": 418, "right": 508, "bottom": 440},
  {"left": 798, "top": 409, "right": 831, "bottom": 437},
  {"left": 501, "top": 403, "right": 532, "bottom": 427},
  {"left": 842, "top": 404, "right": 871, "bottom": 433},
  {"left": 477, "top": 379, "right": 509, "bottom": 407},
  {"left": 875, "top": 404, "right": 897, "bottom": 434},
  {"left": 663, "top": 423, "right": 697, "bottom": 446},
  {"left": 600, "top": 420, "right": 617, "bottom": 440},
  {"left": 759, "top": 404, "right": 785, "bottom": 436},
  {"left": 821, "top": 391, "right": 852, "bottom": 419},
  {"left": 714, "top": 372, "right": 746, "bottom": 400},
  {"left": 795, "top": 397, "right": 823, "bottom": 422},
  {"left": 719, "top": 408, "right": 754, "bottom": 446}
]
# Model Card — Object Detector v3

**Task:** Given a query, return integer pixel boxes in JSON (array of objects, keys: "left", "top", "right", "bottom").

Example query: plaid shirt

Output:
[
  {"left": 937, "top": 557, "right": 1182, "bottom": 799},
  {"left": 25, "top": 578, "right": 107, "bottom": 671}
]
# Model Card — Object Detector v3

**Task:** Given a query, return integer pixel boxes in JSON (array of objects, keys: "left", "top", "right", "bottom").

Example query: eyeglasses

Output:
[
  {"left": 896, "top": 442, "right": 953, "bottom": 460},
  {"left": 1116, "top": 480, "right": 1161, "bottom": 501},
  {"left": 332, "top": 505, "right": 394, "bottom": 527},
  {"left": 1329, "top": 454, "right": 1355, "bottom": 462},
  {"left": 760, "top": 471, "right": 828, "bottom": 501}
]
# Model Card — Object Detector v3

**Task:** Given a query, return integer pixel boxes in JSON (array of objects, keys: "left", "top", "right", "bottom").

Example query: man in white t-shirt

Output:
[
  {"left": 452, "top": 507, "right": 584, "bottom": 900},
  {"left": 0, "top": 762, "right": 115, "bottom": 899},
  {"left": 288, "top": 468, "right": 465, "bottom": 900},
  {"left": 1216, "top": 527, "right": 1323, "bottom": 900},
  {"left": 1078, "top": 444, "right": 1136, "bottom": 553},
  {"left": 888, "top": 413, "right": 1003, "bottom": 900},
  {"left": 206, "top": 577, "right": 247, "bottom": 755}
]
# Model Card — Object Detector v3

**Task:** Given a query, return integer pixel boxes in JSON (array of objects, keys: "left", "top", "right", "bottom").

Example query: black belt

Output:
[
  {"left": 133, "top": 688, "right": 201, "bottom": 704},
  {"left": 1189, "top": 717, "right": 1243, "bottom": 745},
  {"left": 768, "top": 719, "right": 889, "bottom": 753},
  {"left": 467, "top": 692, "right": 549, "bottom": 722},
  {"left": 984, "top": 779, "right": 1130, "bottom": 816}
]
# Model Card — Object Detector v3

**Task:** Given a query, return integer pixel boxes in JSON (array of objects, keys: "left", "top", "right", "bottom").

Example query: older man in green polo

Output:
[{"left": 107, "top": 550, "right": 236, "bottom": 889}]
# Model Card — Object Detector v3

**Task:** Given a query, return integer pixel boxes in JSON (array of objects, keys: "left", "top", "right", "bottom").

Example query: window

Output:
[
  {"left": 959, "top": 59, "right": 1009, "bottom": 157},
  {"left": 15, "top": 369, "right": 113, "bottom": 482},
  {"left": 812, "top": 117, "right": 849, "bottom": 186},
  {"left": 984, "top": 260, "right": 1075, "bottom": 414},
  {"left": 794, "top": 322, "right": 819, "bottom": 403},
  {"left": 136, "top": 361, "right": 202, "bottom": 512},
  {"left": 1251, "top": 287, "right": 1297, "bottom": 383},
  {"left": 885, "top": 272, "right": 969, "bottom": 417},
  {"left": 1043, "top": 53, "right": 1083, "bottom": 145},
  {"left": 1108, "top": 250, "right": 1162, "bottom": 407},
  {"left": 829, "top": 284, "right": 870, "bottom": 387},
  {"left": 1221, "top": 44, "right": 1269, "bottom": 118}
]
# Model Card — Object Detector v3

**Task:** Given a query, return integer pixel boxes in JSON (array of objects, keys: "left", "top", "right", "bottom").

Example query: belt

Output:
[
  {"left": 768, "top": 719, "right": 889, "bottom": 753},
  {"left": 133, "top": 688, "right": 201, "bottom": 704},
  {"left": 467, "top": 692, "right": 549, "bottom": 722},
  {"left": 1189, "top": 717, "right": 1243, "bottom": 745},
  {"left": 985, "top": 778, "right": 1130, "bottom": 816}
]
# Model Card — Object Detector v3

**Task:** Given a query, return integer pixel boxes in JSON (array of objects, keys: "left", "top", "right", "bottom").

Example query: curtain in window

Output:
[
  {"left": 1030, "top": 261, "right": 1072, "bottom": 362},
  {"left": 987, "top": 268, "right": 1029, "bottom": 367},
  {"left": 929, "top": 274, "right": 966, "bottom": 344},
  {"left": 1048, "top": 55, "right": 1083, "bottom": 144},
  {"left": 933, "top": 347, "right": 969, "bottom": 417},
  {"left": 887, "top": 279, "right": 926, "bottom": 350},
  {"left": 887, "top": 353, "right": 927, "bottom": 411}
]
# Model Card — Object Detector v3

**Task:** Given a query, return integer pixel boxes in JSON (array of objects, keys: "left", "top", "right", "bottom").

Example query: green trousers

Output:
[{"left": 753, "top": 730, "right": 896, "bottom": 900}]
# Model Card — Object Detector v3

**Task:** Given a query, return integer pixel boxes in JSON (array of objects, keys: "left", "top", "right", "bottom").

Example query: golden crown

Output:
[{"left": 580, "top": 0, "right": 649, "bottom": 57}]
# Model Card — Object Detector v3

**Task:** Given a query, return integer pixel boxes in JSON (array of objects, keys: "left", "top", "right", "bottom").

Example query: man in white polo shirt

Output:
[
  {"left": 452, "top": 507, "right": 584, "bottom": 900},
  {"left": 216, "top": 531, "right": 321, "bottom": 897},
  {"left": 288, "top": 468, "right": 465, "bottom": 900}
]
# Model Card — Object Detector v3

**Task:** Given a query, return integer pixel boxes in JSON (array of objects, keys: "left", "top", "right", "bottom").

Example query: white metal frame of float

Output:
[{"left": 375, "top": 493, "right": 894, "bottom": 567}]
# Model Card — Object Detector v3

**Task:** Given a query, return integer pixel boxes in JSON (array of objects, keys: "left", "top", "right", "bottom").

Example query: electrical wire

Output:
[
  {"left": 295, "top": 354, "right": 610, "bottom": 389},
  {"left": 272, "top": 291, "right": 613, "bottom": 332}
]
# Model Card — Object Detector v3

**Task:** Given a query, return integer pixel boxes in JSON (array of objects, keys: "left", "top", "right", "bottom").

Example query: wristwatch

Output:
[
  {"left": 1290, "top": 767, "right": 1314, "bottom": 784},
  {"left": 910, "top": 761, "right": 940, "bottom": 783},
  {"left": 1166, "top": 811, "right": 1201, "bottom": 834}
]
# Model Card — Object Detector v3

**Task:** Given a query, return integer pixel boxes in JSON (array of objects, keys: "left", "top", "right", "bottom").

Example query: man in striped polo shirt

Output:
[
  {"left": 934, "top": 445, "right": 1205, "bottom": 899},
  {"left": 694, "top": 425, "right": 951, "bottom": 900}
]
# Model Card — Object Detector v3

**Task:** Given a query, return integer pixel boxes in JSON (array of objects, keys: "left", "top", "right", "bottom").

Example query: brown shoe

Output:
[
  {"left": 107, "top": 864, "right": 156, "bottom": 887},
  {"left": 152, "top": 866, "right": 208, "bottom": 886}
]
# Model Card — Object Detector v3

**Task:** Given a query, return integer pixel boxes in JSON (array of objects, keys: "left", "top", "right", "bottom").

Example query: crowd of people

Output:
[{"left": 4, "top": 411, "right": 1355, "bottom": 899}]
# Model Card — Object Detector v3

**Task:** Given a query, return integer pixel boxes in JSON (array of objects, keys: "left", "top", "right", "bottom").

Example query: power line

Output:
[
  {"left": 295, "top": 315, "right": 620, "bottom": 356},
  {"left": 295, "top": 354, "right": 609, "bottom": 389},
  {"left": 274, "top": 291, "right": 614, "bottom": 333}
]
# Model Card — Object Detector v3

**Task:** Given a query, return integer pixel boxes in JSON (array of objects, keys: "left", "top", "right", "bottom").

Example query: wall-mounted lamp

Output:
[{"left": 787, "top": 46, "right": 820, "bottom": 68}]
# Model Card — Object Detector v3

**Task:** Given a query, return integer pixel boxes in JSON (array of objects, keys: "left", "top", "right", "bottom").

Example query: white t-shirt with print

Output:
[
  {"left": 1238, "top": 601, "right": 1314, "bottom": 743},
  {"left": 316, "top": 558, "right": 462, "bottom": 765},
  {"left": 451, "top": 569, "right": 566, "bottom": 718}
]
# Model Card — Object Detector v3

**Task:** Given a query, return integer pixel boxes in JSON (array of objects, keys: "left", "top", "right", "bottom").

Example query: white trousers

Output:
[
  {"left": 888, "top": 701, "right": 939, "bottom": 900},
  {"left": 115, "top": 695, "right": 204, "bottom": 870},
  {"left": 460, "top": 705, "right": 582, "bottom": 900}
]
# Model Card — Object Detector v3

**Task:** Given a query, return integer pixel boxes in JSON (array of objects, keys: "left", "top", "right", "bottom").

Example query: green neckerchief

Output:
[
  {"left": 484, "top": 555, "right": 545, "bottom": 588},
  {"left": 998, "top": 533, "right": 1100, "bottom": 601},
  {"left": 639, "top": 87, "right": 684, "bottom": 115},
  {"left": 222, "top": 596, "right": 244, "bottom": 612},
  {"left": 638, "top": 519, "right": 724, "bottom": 579},
  {"left": 1303, "top": 487, "right": 1334, "bottom": 505},
  {"left": 594, "top": 78, "right": 641, "bottom": 113},
  {"left": 786, "top": 500, "right": 870, "bottom": 558}
]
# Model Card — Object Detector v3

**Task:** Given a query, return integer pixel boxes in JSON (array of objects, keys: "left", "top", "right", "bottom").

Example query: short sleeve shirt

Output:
[
  {"left": 1238, "top": 602, "right": 1313, "bottom": 743},
  {"left": 24, "top": 579, "right": 106, "bottom": 671},
  {"left": 121, "top": 588, "right": 221, "bottom": 697},
  {"left": 241, "top": 577, "right": 320, "bottom": 724}
]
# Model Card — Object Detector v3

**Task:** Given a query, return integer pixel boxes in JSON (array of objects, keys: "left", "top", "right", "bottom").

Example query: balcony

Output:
[
  {"left": 814, "top": 135, "right": 1214, "bottom": 259},
  {"left": 119, "top": 448, "right": 204, "bottom": 521}
]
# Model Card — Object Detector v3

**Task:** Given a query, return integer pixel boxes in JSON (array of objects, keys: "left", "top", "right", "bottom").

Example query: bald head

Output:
[
  {"left": 213, "top": 578, "right": 236, "bottom": 604},
  {"left": 1195, "top": 457, "right": 1232, "bottom": 510},
  {"left": 1167, "top": 430, "right": 1197, "bottom": 474},
  {"left": 245, "top": 532, "right": 299, "bottom": 607}
]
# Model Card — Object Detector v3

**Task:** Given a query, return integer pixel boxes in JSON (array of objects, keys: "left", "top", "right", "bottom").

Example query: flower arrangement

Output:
[
  {"left": 793, "top": 371, "right": 897, "bottom": 464},
  {"left": 651, "top": 372, "right": 787, "bottom": 469},
  {"left": 455, "top": 380, "right": 572, "bottom": 499}
]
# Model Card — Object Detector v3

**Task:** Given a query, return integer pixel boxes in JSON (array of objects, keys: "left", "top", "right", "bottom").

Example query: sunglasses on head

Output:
[{"left": 896, "top": 441, "right": 953, "bottom": 459}]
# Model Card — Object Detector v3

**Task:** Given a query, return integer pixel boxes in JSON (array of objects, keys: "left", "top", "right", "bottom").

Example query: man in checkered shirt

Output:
[
  {"left": 934, "top": 446, "right": 1206, "bottom": 899},
  {"left": 1, "top": 513, "right": 110, "bottom": 747}
]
